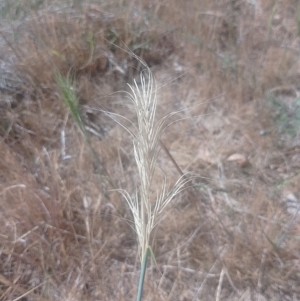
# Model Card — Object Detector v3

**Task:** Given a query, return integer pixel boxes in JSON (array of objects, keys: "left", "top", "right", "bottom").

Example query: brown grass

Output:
[{"left": 0, "top": 0, "right": 300, "bottom": 300}]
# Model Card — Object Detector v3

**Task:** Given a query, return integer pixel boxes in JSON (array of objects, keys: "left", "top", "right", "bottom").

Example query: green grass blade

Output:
[
  {"left": 297, "top": 4, "right": 300, "bottom": 37},
  {"left": 54, "top": 69, "right": 116, "bottom": 195},
  {"left": 54, "top": 69, "right": 85, "bottom": 134},
  {"left": 267, "top": 0, "right": 278, "bottom": 40}
]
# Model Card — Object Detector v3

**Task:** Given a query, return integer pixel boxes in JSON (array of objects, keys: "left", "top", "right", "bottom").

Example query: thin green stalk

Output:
[
  {"left": 136, "top": 247, "right": 150, "bottom": 301},
  {"left": 267, "top": 0, "right": 278, "bottom": 40},
  {"left": 297, "top": 4, "right": 300, "bottom": 37}
]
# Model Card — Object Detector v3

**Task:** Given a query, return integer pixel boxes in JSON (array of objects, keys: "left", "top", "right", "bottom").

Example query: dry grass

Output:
[{"left": 0, "top": 0, "right": 300, "bottom": 300}]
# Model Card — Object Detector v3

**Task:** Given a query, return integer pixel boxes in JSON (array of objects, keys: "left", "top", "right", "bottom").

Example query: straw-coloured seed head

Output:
[{"left": 116, "top": 57, "right": 191, "bottom": 260}]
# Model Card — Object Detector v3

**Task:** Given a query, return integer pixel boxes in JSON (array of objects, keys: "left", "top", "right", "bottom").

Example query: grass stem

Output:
[{"left": 136, "top": 246, "right": 150, "bottom": 301}]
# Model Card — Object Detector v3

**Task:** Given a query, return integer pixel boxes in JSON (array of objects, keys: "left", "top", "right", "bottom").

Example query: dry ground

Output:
[{"left": 0, "top": 0, "right": 300, "bottom": 300}]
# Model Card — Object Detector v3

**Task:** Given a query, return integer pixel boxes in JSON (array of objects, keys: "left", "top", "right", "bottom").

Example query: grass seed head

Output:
[{"left": 119, "top": 56, "right": 190, "bottom": 260}]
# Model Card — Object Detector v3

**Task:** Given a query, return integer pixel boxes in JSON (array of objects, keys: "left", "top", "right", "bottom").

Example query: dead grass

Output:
[{"left": 0, "top": 0, "right": 300, "bottom": 300}]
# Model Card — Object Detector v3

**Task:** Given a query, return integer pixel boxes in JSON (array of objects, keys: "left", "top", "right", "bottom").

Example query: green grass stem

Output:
[{"left": 136, "top": 246, "right": 150, "bottom": 301}]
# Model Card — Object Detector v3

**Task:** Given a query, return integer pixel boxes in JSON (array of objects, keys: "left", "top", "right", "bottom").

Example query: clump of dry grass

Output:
[{"left": 1, "top": 0, "right": 300, "bottom": 300}]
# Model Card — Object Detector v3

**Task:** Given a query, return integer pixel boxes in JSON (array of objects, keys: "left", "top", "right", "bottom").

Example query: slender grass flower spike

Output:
[{"left": 116, "top": 55, "right": 191, "bottom": 301}]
